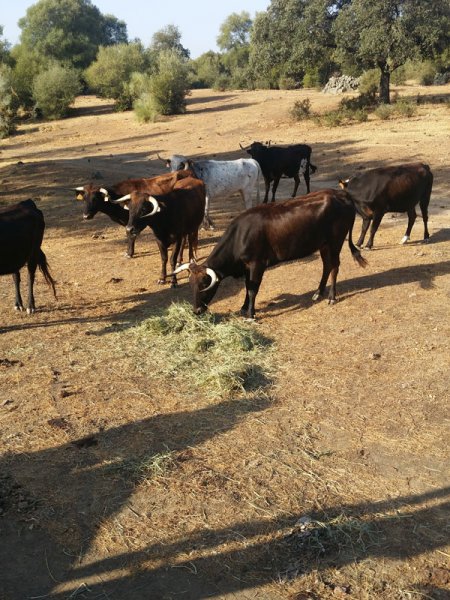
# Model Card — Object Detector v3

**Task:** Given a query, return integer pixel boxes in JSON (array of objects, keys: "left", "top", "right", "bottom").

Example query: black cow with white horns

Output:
[
  {"left": 0, "top": 199, "right": 56, "bottom": 313},
  {"left": 240, "top": 140, "right": 317, "bottom": 203},
  {"left": 174, "top": 189, "right": 367, "bottom": 319}
]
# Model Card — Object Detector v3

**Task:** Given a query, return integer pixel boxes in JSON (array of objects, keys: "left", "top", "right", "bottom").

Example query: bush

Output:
[
  {"left": 375, "top": 104, "right": 393, "bottom": 120},
  {"left": 418, "top": 61, "right": 437, "bottom": 86},
  {"left": 279, "top": 76, "right": 297, "bottom": 90},
  {"left": 358, "top": 69, "right": 379, "bottom": 94},
  {"left": 32, "top": 63, "right": 81, "bottom": 119},
  {"left": 0, "top": 65, "right": 17, "bottom": 138},
  {"left": 147, "top": 50, "right": 190, "bottom": 116},
  {"left": 213, "top": 75, "right": 232, "bottom": 91},
  {"left": 85, "top": 42, "right": 146, "bottom": 102},
  {"left": 339, "top": 89, "right": 377, "bottom": 111},
  {"left": 303, "top": 68, "right": 322, "bottom": 89},
  {"left": 290, "top": 98, "right": 312, "bottom": 121},
  {"left": 394, "top": 100, "right": 417, "bottom": 118},
  {"left": 134, "top": 93, "right": 159, "bottom": 123},
  {"left": 316, "top": 110, "right": 346, "bottom": 127}
]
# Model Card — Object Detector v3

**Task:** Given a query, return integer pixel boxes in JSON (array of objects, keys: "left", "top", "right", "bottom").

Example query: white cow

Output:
[{"left": 163, "top": 154, "right": 261, "bottom": 229}]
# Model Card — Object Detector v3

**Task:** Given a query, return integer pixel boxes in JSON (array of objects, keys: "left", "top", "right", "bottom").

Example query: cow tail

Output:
[
  {"left": 38, "top": 249, "right": 57, "bottom": 298},
  {"left": 309, "top": 162, "right": 317, "bottom": 175},
  {"left": 348, "top": 221, "right": 368, "bottom": 268}
]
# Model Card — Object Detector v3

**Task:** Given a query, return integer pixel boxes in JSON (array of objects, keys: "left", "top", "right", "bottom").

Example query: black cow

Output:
[
  {"left": 0, "top": 200, "right": 56, "bottom": 313},
  {"left": 240, "top": 141, "right": 317, "bottom": 202},
  {"left": 339, "top": 163, "right": 433, "bottom": 249},
  {"left": 174, "top": 189, "right": 367, "bottom": 318},
  {"left": 116, "top": 176, "right": 206, "bottom": 287},
  {"left": 74, "top": 170, "right": 191, "bottom": 257}
]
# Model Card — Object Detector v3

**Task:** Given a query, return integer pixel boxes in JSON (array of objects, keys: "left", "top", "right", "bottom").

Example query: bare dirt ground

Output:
[{"left": 0, "top": 85, "right": 449, "bottom": 600}]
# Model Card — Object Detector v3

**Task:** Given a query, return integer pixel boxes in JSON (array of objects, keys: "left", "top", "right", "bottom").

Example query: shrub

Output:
[
  {"left": 375, "top": 103, "right": 393, "bottom": 120},
  {"left": 85, "top": 42, "right": 146, "bottom": 102},
  {"left": 148, "top": 50, "right": 190, "bottom": 116},
  {"left": 134, "top": 92, "right": 159, "bottom": 123},
  {"left": 418, "top": 61, "right": 437, "bottom": 86},
  {"left": 339, "top": 89, "right": 377, "bottom": 111},
  {"left": 303, "top": 68, "right": 322, "bottom": 89},
  {"left": 394, "top": 100, "right": 417, "bottom": 118},
  {"left": 279, "top": 76, "right": 297, "bottom": 90},
  {"left": 358, "top": 69, "right": 379, "bottom": 94},
  {"left": 317, "top": 110, "right": 346, "bottom": 127},
  {"left": 213, "top": 75, "right": 232, "bottom": 91},
  {"left": 32, "top": 63, "right": 81, "bottom": 119},
  {"left": 290, "top": 98, "right": 312, "bottom": 121}
]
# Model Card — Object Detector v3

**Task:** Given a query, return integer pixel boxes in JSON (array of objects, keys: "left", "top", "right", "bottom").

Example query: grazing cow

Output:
[
  {"left": 339, "top": 163, "right": 433, "bottom": 249},
  {"left": 0, "top": 200, "right": 56, "bottom": 313},
  {"left": 240, "top": 141, "right": 317, "bottom": 202},
  {"left": 115, "top": 176, "right": 206, "bottom": 287},
  {"left": 74, "top": 170, "right": 191, "bottom": 257},
  {"left": 174, "top": 189, "right": 367, "bottom": 318},
  {"left": 160, "top": 154, "right": 261, "bottom": 230}
]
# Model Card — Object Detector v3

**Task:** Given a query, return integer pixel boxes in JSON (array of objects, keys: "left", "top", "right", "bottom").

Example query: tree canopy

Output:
[
  {"left": 217, "top": 11, "right": 252, "bottom": 52},
  {"left": 150, "top": 25, "right": 190, "bottom": 61},
  {"left": 18, "top": 0, "right": 128, "bottom": 69}
]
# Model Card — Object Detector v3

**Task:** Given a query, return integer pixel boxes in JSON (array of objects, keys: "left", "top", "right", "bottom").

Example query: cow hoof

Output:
[
  {"left": 26, "top": 307, "right": 35, "bottom": 314},
  {"left": 328, "top": 298, "right": 337, "bottom": 305},
  {"left": 170, "top": 282, "right": 178, "bottom": 289},
  {"left": 422, "top": 238, "right": 430, "bottom": 244},
  {"left": 312, "top": 292, "right": 322, "bottom": 302},
  {"left": 14, "top": 305, "right": 24, "bottom": 311},
  {"left": 125, "top": 253, "right": 133, "bottom": 259},
  {"left": 157, "top": 279, "right": 166, "bottom": 285},
  {"left": 364, "top": 246, "right": 372, "bottom": 251},
  {"left": 400, "top": 235, "right": 410, "bottom": 245}
]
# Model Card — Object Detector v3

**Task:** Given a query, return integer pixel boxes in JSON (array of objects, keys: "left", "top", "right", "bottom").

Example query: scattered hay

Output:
[{"left": 123, "top": 302, "right": 276, "bottom": 399}]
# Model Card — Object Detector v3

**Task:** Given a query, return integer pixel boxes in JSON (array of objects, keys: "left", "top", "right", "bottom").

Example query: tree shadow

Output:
[{"left": 0, "top": 395, "right": 273, "bottom": 599}]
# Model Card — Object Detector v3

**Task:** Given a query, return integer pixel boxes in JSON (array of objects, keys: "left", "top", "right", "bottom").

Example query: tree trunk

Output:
[{"left": 379, "top": 67, "right": 391, "bottom": 104}]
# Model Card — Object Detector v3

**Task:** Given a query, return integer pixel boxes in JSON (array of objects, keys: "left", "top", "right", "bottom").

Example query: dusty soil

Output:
[{"left": 0, "top": 85, "right": 449, "bottom": 600}]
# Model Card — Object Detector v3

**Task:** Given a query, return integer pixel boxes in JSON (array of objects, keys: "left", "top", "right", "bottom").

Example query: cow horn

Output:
[
  {"left": 239, "top": 142, "right": 250, "bottom": 151},
  {"left": 142, "top": 196, "right": 161, "bottom": 217},
  {"left": 172, "top": 263, "right": 191, "bottom": 275},
  {"left": 110, "top": 193, "right": 131, "bottom": 204},
  {"left": 74, "top": 186, "right": 84, "bottom": 192},
  {"left": 202, "top": 268, "right": 219, "bottom": 292}
]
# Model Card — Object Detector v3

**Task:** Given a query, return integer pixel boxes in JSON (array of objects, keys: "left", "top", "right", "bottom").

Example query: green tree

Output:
[
  {"left": 333, "top": 0, "right": 450, "bottom": 103},
  {"left": 0, "top": 64, "right": 17, "bottom": 138},
  {"left": 217, "top": 11, "right": 252, "bottom": 51},
  {"left": 149, "top": 49, "right": 190, "bottom": 115},
  {"left": 190, "top": 51, "right": 224, "bottom": 88},
  {"left": 85, "top": 42, "right": 147, "bottom": 104},
  {"left": 0, "top": 25, "right": 11, "bottom": 65},
  {"left": 18, "top": 0, "right": 127, "bottom": 70},
  {"left": 150, "top": 25, "right": 190, "bottom": 61}
]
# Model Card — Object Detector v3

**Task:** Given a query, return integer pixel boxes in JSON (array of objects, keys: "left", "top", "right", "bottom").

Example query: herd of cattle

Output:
[{"left": 0, "top": 140, "right": 433, "bottom": 319}]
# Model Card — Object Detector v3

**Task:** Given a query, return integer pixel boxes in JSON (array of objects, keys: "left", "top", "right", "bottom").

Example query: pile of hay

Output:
[{"left": 128, "top": 302, "right": 275, "bottom": 399}]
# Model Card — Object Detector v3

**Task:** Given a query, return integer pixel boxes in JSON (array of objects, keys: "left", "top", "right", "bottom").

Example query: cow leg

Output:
[
  {"left": 365, "top": 211, "right": 384, "bottom": 249},
  {"left": 401, "top": 208, "right": 417, "bottom": 244},
  {"left": 26, "top": 262, "right": 37, "bottom": 314},
  {"left": 303, "top": 168, "right": 311, "bottom": 194},
  {"left": 188, "top": 231, "right": 198, "bottom": 263},
  {"left": 156, "top": 240, "right": 169, "bottom": 285},
  {"left": 312, "top": 247, "right": 332, "bottom": 302},
  {"left": 126, "top": 232, "right": 137, "bottom": 258},
  {"left": 292, "top": 174, "right": 301, "bottom": 197},
  {"left": 202, "top": 194, "right": 215, "bottom": 230},
  {"left": 12, "top": 272, "right": 24, "bottom": 311},
  {"left": 177, "top": 236, "right": 186, "bottom": 266},
  {"left": 169, "top": 238, "right": 183, "bottom": 287},
  {"left": 357, "top": 217, "right": 371, "bottom": 247},
  {"left": 327, "top": 257, "right": 340, "bottom": 305},
  {"left": 263, "top": 177, "right": 271, "bottom": 203},
  {"left": 419, "top": 198, "right": 430, "bottom": 242},
  {"left": 271, "top": 176, "right": 282, "bottom": 202},
  {"left": 241, "top": 264, "right": 265, "bottom": 319}
]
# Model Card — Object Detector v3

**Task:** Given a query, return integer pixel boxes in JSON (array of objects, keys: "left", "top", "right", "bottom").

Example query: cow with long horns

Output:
[
  {"left": 114, "top": 175, "right": 206, "bottom": 287},
  {"left": 239, "top": 141, "right": 317, "bottom": 203},
  {"left": 73, "top": 170, "right": 191, "bottom": 257},
  {"left": 174, "top": 189, "right": 367, "bottom": 318}
]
